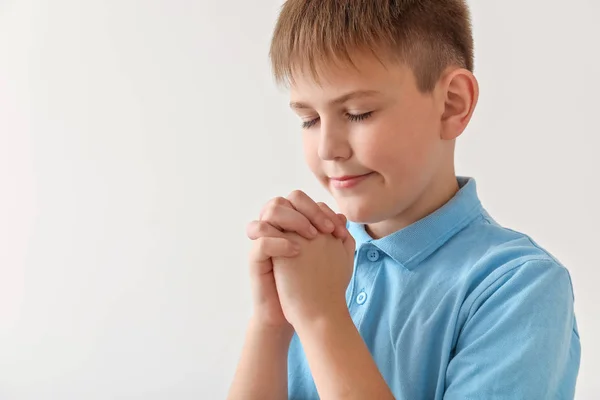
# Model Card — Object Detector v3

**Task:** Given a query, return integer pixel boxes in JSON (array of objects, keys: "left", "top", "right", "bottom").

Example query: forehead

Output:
[{"left": 288, "top": 51, "right": 411, "bottom": 102}]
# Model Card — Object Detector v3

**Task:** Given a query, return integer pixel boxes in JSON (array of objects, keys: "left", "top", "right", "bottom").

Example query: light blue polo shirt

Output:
[{"left": 288, "top": 176, "right": 581, "bottom": 399}]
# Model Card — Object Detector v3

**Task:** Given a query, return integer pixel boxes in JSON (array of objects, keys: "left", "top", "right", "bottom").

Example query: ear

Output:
[{"left": 439, "top": 68, "right": 479, "bottom": 140}]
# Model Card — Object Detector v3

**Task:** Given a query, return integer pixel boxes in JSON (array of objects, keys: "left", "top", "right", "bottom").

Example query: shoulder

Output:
[
  {"left": 453, "top": 210, "right": 569, "bottom": 274},
  {"left": 451, "top": 212, "right": 576, "bottom": 318}
]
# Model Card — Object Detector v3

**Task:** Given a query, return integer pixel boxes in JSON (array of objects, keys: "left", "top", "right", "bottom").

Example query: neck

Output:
[{"left": 365, "top": 171, "right": 460, "bottom": 239}]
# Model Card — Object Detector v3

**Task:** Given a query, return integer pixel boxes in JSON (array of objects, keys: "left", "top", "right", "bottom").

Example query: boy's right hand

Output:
[{"left": 246, "top": 191, "right": 348, "bottom": 331}]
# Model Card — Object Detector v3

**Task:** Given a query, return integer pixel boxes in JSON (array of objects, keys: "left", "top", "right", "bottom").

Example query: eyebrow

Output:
[{"left": 289, "top": 90, "right": 381, "bottom": 110}]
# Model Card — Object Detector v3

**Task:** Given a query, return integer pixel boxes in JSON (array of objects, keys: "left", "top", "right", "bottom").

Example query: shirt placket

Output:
[{"left": 346, "top": 244, "right": 383, "bottom": 329}]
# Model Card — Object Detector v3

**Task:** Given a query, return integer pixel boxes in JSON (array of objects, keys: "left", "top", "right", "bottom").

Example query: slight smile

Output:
[{"left": 329, "top": 172, "right": 374, "bottom": 189}]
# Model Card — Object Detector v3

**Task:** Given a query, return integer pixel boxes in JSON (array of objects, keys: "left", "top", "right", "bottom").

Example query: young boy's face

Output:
[{"left": 290, "top": 51, "right": 454, "bottom": 226}]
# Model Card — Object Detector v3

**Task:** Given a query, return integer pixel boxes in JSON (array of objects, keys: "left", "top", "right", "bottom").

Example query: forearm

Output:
[
  {"left": 227, "top": 318, "right": 293, "bottom": 400},
  {"left": 295, "top": 309, "right": 394, "bottom": 400}
]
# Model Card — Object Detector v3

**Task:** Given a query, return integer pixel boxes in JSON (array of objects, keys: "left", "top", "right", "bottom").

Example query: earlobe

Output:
[{"left": 440, "top": 69, "right": 479, "bottom": 140}]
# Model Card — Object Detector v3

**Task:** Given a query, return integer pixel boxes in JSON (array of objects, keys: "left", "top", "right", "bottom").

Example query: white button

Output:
[
  {"left": 367, "top": 249, "right": 380, "bottom": 262},
  {"left": 356, "top": 291, "right": 367, "bottom": 305}
]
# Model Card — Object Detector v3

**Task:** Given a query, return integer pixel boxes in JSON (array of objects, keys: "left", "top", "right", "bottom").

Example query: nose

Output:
[{"left": 317, "top": 118, "right": 352, "bottom": 161}]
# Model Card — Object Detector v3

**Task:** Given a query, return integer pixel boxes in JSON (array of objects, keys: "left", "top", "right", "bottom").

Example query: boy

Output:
[{"left": 228, "top": 0, "right": 581, "bottom": 399}]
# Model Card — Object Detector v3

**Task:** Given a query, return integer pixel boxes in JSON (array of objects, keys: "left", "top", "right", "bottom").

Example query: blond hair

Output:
[{"left": 269, "top": 0, "right": 474, "bottom": 92}]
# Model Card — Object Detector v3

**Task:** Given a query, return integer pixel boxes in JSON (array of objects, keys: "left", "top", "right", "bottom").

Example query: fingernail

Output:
[
  {"left": 309, "top": 226, "right": 318, "bottom": 236},
  {"left": 324, "top": 219, "right": 335, "bottom": 231}
]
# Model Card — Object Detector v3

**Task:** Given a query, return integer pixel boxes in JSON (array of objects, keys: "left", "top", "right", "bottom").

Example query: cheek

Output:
[
  {"left": 302, "top": 132, "right": 322, "bottom": 176},
  {"left": 361, "top": 111, "right": 438, "bottom": 176}
]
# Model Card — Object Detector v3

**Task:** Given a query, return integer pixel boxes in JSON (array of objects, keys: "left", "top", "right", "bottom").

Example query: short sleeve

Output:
[{"left": 444, "top": 259, "right": 581, "bottom": 399}]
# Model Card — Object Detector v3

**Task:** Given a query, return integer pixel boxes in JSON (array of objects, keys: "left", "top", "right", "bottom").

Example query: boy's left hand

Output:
[{"left": 272, "top": 231, "right": 355, "bottom": 329}]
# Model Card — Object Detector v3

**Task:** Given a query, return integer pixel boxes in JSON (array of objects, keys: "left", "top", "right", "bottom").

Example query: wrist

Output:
[
  {"left": 250, "top": 307, "right": 294, "bottom": 331},
  {"left": 249, "top": 316, "right": 295, "bottom": 343},
  {"left": 292, "top": 302, "right": 353, "bottom": 337}
]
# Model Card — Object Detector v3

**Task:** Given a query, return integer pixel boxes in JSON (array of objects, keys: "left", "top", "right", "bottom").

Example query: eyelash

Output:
[{"left": 301, "top": 112, "right": 373, "bottom": 129}]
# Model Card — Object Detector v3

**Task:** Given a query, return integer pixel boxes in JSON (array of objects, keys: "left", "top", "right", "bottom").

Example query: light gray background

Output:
[{"left": 1, "top": 0, "right": 598, "bottom": 398}]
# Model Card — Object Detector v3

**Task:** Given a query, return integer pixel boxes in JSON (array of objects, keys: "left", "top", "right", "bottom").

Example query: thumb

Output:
[
  {"left": 337, "top": 213, "right": 353, "bottom": 248},
  {"left": 342, "top": 229, "right": 356, "bottom": 256}
]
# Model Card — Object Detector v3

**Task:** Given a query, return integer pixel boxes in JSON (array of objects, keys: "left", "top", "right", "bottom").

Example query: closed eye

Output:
[
  {"left": 301, "top": 118, "right": 319, "bottom": 129},
  {"left": 346, "top": 111, "right": 373, "bottom": 122},
  {"left": 301, "top": 112, "right": 373, "bottom": 129}
]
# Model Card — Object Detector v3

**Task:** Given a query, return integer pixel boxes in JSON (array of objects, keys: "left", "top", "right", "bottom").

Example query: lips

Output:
[
  {"left": 329, "top": 172, "right": 373, "bottom": 189},
  {"left": 331, "top": 175, "right": 366, "bottom": 181}
]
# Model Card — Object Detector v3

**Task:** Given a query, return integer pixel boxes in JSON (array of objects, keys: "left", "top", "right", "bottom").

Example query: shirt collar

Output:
[{"left": 347, "top": 176, "right": 483, "bottom": 270}]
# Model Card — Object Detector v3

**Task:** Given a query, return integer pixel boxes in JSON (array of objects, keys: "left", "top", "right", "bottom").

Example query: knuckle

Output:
[
  {"left": 256, "top": 220, "right": 271, "bottom": 235},
  {"left": 260, "top": 197, "right": 285, "bottom": 219},
  {"left": 260, "top": 205, "right": 277, "bottom": 221},
  {"left": 287, "top": 189, "right": 306, "bottom": 202},
  {"left": 316, "top": 202, "right": 332, "bottom": 213},
  {"left": 271, "top": 196, "right": 288, "bottom": 206},
  {"left": 286, "top": 240, "right": 297, "bottom": 252}
]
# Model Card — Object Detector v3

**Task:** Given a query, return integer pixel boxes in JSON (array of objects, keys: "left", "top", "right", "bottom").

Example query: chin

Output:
[{"left": 336, "top": 197, "right": 390, "bottom": 224}]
